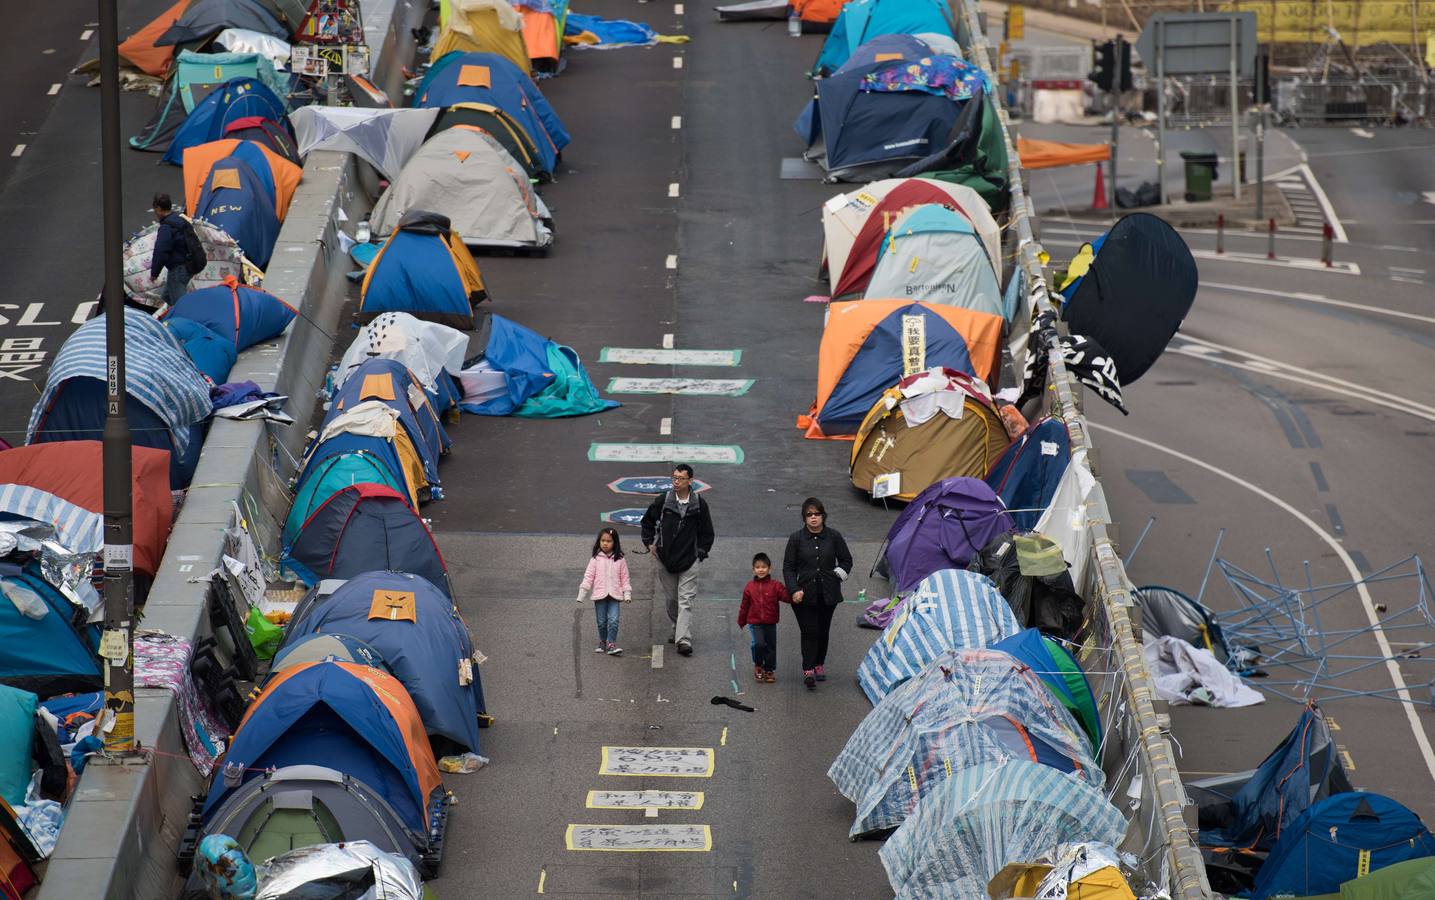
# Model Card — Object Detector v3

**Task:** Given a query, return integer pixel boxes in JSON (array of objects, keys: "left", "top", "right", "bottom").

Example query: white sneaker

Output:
[
  {"left": 594, "top": 645, "right": 606, "bottom": 653},
  {"left": 606, "top": 644, "right": 623, "bottom": 656}
]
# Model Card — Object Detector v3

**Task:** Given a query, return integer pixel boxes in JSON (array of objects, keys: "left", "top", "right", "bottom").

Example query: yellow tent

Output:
[
  {"left": 989, "top": 863, "right": 1138, "bottom": 899},
  {"left": 433, "top": 0, "right": 532, "bottom": 75}
]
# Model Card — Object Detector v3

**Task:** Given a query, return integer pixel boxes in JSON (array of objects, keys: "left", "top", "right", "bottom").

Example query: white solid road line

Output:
[
  {"left": 1350, "top": 127, "right": 1374, "bottom": 139},
  {"left": 47, "top": 83, "right": 61, "bottom": 95},
  {"left": 1090, "top": 421, "right": 1435, "bottom": 789},
  {"left": 1190, "top": 248, "right": 1361, "bottom": 275},
  {"left": 1201, "top": 281, "right": 1435, "bottom": 326}
]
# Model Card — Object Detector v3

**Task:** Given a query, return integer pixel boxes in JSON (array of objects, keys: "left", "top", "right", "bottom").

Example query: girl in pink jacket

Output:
[{"left": 576, "top": 527, "right": 633, "bottom": 655}]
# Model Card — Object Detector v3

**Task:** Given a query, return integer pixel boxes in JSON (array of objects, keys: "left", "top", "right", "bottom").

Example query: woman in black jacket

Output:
[{"left": 783, "top": 497, "right": 854, "bottom": 691}]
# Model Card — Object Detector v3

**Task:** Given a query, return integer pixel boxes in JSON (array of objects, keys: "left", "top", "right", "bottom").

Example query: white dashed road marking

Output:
[
  {"left": 661, "top": 334, "right": 674, "bottom": 348},
  {"left": 80, "top": 29, "right": 93, "bottom": 40},
  {"left": 674, "top": 2, "right": 684, "bottom": 12},
  {"left": 47, "top": 83, "right": 61, "bottom": 95},
  {"left": 673, "top": 56, "right": 683, "bottom": 69},
  {"left": 671, "top": 115, "right": 682, "bottom": 129},
  {"left": 665, "top": 254, "right": 678, "bottom": 269},
  {"left": 668, "top": 182, "right": 680, "bottom": 198},
  {"left": 10, "top": 145, "right": 24, "bottom": 157}
]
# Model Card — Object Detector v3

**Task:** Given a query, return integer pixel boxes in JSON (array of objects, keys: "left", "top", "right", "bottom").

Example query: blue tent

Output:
[
  {"left": 167, "top": 317, "right": 238, "bottom": 384},
  {"left": 269, "top": 633, "right": 390, "bottom": 677},
  {"left": 990, "top": 628, "right": 1101, "bottom": 754},
  {"left": 0, "top": 562, "right": 101, "bottom": 698},
  {"left": 325, "top": 358, "right": 449, "bottom": 484},
  {"left": 460, "top": 313, "right": 553, "bottom": 416},
  {"left": 985, "top": 416, "right": 1071, "bottom": 531},
  {"left": 1252, "top": 793, "right": 1435, "bottom": 900},
  {"left": 812, "top": 0, "right": 954, "bottom": 75},
  {"left": 162, "top": 77, "right": 289, "bottom": 165},
  {"left": 200, "top": 660, "right": 443, "bottom": 840},
  {"left": 0, "top": 684, "right": 36, "bottom": 807},
  {"left": 282, "top": 571, "right": 485, "bottom": 755},
  {"left": 196, "top": 155, "right": 281, "bottom": 268},
  {"left": 27, "top": 308, "right": 211, "bottom": 489},
  {"left": 359, "top": 211, "right": 487, "bottom": 330},
  {"left": 165, "top": 278, "right": 296, "bottom": 352},
  {"left": 285, "top": 450, "right": 408, "bottom": 544},
  {"left": 414, "top": 51, "right": 568, "bottom": 174},
  {"left": 297, "top": 430, "right": 423, "bottom": 508}
]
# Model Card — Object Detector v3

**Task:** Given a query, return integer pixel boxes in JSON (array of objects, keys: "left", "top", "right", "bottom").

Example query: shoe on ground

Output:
[
  {"left": 815, "top": 665, "right": 826, "bottom": 682},
  {"left": 754, "top": 665, "right": 765, "bottom": 681},
  {"left": 667, "top": 635, "right": 675, "bottom": 644},
  {"left": 607, "top": 644, "right": 623, "bottom": 656},
  {"left": 803, "top": 669, "right": 816, "bottom": 690},
  {"left": 764, "top": 670, "right": 776, "bottom": 683},
  {"left": 594, "top": 644, "right": 606, "bottom": 653},
  {"left": 676, "top": 639, "right": 693, "bottom": 656}
]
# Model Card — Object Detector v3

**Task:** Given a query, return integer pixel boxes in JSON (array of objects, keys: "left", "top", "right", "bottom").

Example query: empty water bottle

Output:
[{"left": 788, "top": 9, "right": 801, "bottom": 36}]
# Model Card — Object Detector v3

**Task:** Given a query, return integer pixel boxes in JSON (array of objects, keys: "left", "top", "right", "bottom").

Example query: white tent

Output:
[
  {"left": 864, "top": 205, "right": 1005, "bottom": 318},
  {"left": 336, "top": 312, "right": 468, "bottom": 394},
  {"left": 288, "top": 107, "right": 441, "bottom": 181}
]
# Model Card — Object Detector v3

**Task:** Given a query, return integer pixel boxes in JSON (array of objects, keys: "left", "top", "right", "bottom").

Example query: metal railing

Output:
[{"left": 956, "top": 2, "right": 1215, "bottom": 897}]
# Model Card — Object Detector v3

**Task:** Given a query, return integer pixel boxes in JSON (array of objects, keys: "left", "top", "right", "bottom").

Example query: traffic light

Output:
[
  {"left": 1089, "top": 40, "right": 1115, "bottom": 92},
  {"left": 1115, "top": 36, "right": 1134, "bottom": 92}
]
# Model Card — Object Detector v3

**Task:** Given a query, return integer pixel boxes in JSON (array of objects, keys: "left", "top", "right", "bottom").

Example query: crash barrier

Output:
[
  {"left": 33, "top": 1, "right": 428, "bottom": 897},
  {"left": 955, "top": 1, "right": 1215, "bottom": 897}
]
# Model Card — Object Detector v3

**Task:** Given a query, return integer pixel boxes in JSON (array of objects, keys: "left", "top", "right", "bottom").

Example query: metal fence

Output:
[
  {"left": 1162, "top": 75, "right": 1432, "bottom": 125},
  {"left": 957, "top": 2, "right": 1215, "bottom": 898}
]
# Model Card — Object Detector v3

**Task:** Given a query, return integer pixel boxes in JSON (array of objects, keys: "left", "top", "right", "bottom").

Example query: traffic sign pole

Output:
[
  {"left": 1229, "top": 16, "right": 1241, "bottom": 201},
  {"left": 1110, "top": 38, "right": 1121, "bottom": 209}
]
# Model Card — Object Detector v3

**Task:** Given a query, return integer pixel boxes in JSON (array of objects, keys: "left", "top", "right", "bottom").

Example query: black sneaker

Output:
[
  {"left": 803, "top": 670, "right": 817, "bottom": 690},
  {"left": 676, "top": 639, "right": 693, "bottom": 656}
]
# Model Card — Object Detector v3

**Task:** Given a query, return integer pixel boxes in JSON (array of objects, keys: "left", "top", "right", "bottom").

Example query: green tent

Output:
[
  {"left": 920, "top": 94, "right": 1010, "bottom": 212},
  {"left": 284, "top": 451, "right": 407, "bottom": 543},
  {"left": 1298, "top": 857, "right": 1435, "bottom": 900}
]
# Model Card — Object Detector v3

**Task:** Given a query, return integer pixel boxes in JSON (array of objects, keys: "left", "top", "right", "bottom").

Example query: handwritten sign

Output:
[
  {"left": 599, "top": 348, "right": 742, "bottom": 366},
  {"left": 608, "top": 476, "right": 711, "bottom": 495},
  {"left": 600, "top": 746, "right": 715, "bottom": 777},
  {"left": 901, "top": 314, "right": 926, "bottom": 376},
  {"left": 586, "top": 790, "right": 705, "bottom": 810},
  {"left": 565, "top": 824, "right": 711, "bottom": 852},
  {"left": 589, "top": 444, "right": 744, "bottom": 465},
  {"left": 606, "top": 378, "right": 754, "bottom": 397}
]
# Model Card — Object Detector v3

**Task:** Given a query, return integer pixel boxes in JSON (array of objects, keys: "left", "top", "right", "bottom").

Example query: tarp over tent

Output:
[
  {"left": 370, "top": 126, "right": 553, "bottom": 250},
  {"left": 459, "top": 312, "right": 618, "bottom": 418},
  {"left": 203, "top": 661, "right": 443, "bottom": 839},
  {"left": 984, "top": 416, "right": 1071, "bottom": 532},
  {"left": 118, "top": 0, "right": 192, "bottom": 76},
  {"left": 432, "top": 0, "right": 533, "bottom": 75},
  {"left": 849, "top": 367, "right": 1008, "bottom": 502},
  {"left": 856, "top": 568, "right": 1021, "bottom": 702},
  {"left": 0, "top": 561, "right": 101, "bottom": 697},
  {"left": 27, "top": 308, "right": 211, "bottom": 489},
  {"left": 123, "top": 217, "right": 251, "bottom": 309},
  {"left": 801, "top": 299, "right": 1003, "bottom": 439},
  {"left": 299, "top": 406, "right": 430, "bottom": 508},
  {"left": 812, "top": 0, "right": 955, "bottom": 76},
  {"left": 359, "top": 210, "right": 488, "bottom": 329},
  {"left": 514, "top": 0, "right": 568, "bottom": 71},
  {"left": 164, "top": 275, "right": 297, "bottom": 351},
  {"left": 182, "top": 138, "right": 302, "bottom": 220},
  {"left": 336, "top": 312, "right": 467, "bottom": 414},
  {"left": 281, "top": 571, "right": 485, "bottom": 755},
  {"left": 326, "top": 360, "right": 450, "bottom": 479},
  {"left": 865, "top": 205, "right": 1003, "bottom": 317},
  {"left": 880, "top": 758, "right": 1127, "bottom": 898},
  {"left": 833, "top": 648, "right": 1099, "bottom": 837},
  {"left": 289, "top": 107, "right": 441, "bottom": 181},
  {"left": 879, "top": 476, "right": 1014, "bottom": 591},
  {"left": 990, "top": 628, "right": 1102, "bottom": 754},
  {"left": 0, "top": 442, "right": 173, "bottom": 577}
]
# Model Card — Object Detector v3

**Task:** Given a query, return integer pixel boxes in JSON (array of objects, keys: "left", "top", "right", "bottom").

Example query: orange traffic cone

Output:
[{"left": 1091, "top": 162, "right": 1109, "bottom": 210}]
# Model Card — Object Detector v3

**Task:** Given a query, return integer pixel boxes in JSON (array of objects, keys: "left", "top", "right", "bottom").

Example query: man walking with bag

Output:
[{"left": 641, "top": 464, "right": 714, "bottom": 656}]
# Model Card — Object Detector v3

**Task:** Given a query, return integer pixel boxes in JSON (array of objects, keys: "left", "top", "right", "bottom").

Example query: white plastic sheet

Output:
[
  {"left": 337, "top": 312, "right": 468, "bottom": 393},
  {"left": 215, "top": 28, "right": 293, "bottom": 68},
  {"left": 289, "top": 107, "right": 440, "bottom": 181},
  {"left": 256, "top": 841, "right": 424, "bottom": 899}
]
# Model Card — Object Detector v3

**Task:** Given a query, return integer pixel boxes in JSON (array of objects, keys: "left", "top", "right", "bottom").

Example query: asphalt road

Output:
[{"left": 0, "top": 0, "right": 183, "bottom": 447}]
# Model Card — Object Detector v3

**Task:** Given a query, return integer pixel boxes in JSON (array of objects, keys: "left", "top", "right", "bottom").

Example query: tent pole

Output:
[{"left": 99, "top": 0, "right": 136, "bottom": 753}]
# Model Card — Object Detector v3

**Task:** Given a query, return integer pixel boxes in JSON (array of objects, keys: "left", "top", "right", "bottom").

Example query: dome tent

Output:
[{"left": 359, "top": 210, "right": 489, "bottom": 329}]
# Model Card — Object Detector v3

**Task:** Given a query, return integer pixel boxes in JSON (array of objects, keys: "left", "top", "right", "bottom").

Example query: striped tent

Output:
[
  {"left": 857, "top": 569, "right": 1021, "bottom": 704},
  {"left": 27, "top": 308, "right": 211, "bottom": 459},
  {"left": 831, "top": 649, "right": 1099, "bottom": 838},
  {"left": 879, "top": 758, "right": 1128, "bottom": 899}
]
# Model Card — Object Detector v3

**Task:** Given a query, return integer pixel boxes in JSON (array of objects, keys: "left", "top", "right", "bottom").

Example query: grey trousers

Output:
[{"left": 655, "top": 565, "right": 698, "bottom": 645}]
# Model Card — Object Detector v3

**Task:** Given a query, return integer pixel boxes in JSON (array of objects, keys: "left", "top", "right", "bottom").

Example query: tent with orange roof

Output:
[
  {"left": 118, "top": 0, "right": 192, "bottom": 76},
  {"left": 182, "top": 138, "right": 302, "bottom": 220}
]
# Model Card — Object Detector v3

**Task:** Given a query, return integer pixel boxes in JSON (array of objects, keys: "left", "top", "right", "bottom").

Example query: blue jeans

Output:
[
  {"left": 749, "top": 623, "right": 776, "bottom": 671},
  {"left": 594, "top": 598, "right": 620, "bottom": 645},
  {"left": 164, "top": 264, "right": 191, "bottom": 305}
]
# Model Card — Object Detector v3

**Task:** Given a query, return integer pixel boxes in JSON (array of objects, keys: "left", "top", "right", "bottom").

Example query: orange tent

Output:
[
  {"left": 182, "top": 139, "right": 303, "bottom": 221},
  {"left": 1016, "top": 136, "right": 1111, "bottom": 170},
  {"left": 800, "top": 299, "right": 1005, "bottom": 439},
  {"left": 118, "top": 0, "right": 191, "bottom": 77}
]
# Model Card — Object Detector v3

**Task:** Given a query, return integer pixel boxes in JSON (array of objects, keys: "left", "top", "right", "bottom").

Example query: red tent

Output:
[{"left": 0, "top": 442, "right": 173, "bottom": 577}]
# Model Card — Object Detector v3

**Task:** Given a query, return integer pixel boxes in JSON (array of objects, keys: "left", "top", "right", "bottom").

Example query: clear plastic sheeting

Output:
[
  {"left": 123, "top": 218, "right": 252, "bottom": 309},
  {"left": 337, "top": 312, "right": 469, "bottom": 394},
  {"left": 255, "top": 840, "right": 425, "bottom": 900},
  {"left": 214, "top": 28, "right": 293, "bottom": 69}
]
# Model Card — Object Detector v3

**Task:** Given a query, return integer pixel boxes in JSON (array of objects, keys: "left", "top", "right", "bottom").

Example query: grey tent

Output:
[
  {"left": 158, "top": 0, "right": 288, "bottom": 46},
  {"left": 864, "top": 204, "right": 1005, "bottom": 318},
  {"left": 1134, "top": 585, "right": 1229, "bottom": 661},
  {"left": 371, "top": 126, "right": 553, "bottom": 250}
]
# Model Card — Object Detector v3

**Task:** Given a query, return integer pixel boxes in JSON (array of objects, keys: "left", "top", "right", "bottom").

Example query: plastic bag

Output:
[
  {"left": 245, "top": 605, "right": 284, "bottom": 660},
  {"left": 1, "top": 580, "right": 48, "bottom": 620}
]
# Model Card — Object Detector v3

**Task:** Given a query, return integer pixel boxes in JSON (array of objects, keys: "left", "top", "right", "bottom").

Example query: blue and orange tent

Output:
[
  {"left": 812, "top": 0, "right": 954, "bottom": 76},
  {"left": 284, "top": 450, "right": 408, "bottom": 544},
  {"left": 359, "top": 210, "right": 488, "bottom": 330},
  {"left": 799, "top": 299, "right": 1003, "bottom": 439},
  {"left": 162, "top": 77, "right": 289, "bottom": 165},
  {"left": 282, "top": 571, "right": 486, "bottom": 755},
  {"left": 195, "top": 155, "right": 281, "bottom": 267},
  {"left": 324, "top": 358, "right": 449, "bottom": 483},
  {"left": 202, "top": 660, "right": 444, "bottom": 843},
  {"left": 297, "top": 428, "right": 428, "bottom": 509},
  {"left": 282, "top": 484, "right": 451, "bottom": 596},
  {"left": 182, "top": 138, "right": 302, "bottom": 221},
  {"left": 164, "top": 275, "right": 297, "bottom": 352}
]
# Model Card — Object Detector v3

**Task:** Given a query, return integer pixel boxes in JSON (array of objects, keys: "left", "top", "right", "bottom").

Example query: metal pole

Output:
[
  {"left": 99, "top": 0, "right": 136, "bottom": 753},
  {"left": 1256, "top": 47, "right": 1266, "bottom": 220},
  {"left": 1110, "top": 38, "right": 1121, "bottom": 208},
  {"left": 1230, "top": 15, "right": 1241, "bottom": 201},
  {"left": 1156, "top": 21, "right": 1166, "bottom": 205}
]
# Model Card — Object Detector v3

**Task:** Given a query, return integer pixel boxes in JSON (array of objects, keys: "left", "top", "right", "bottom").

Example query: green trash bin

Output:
[{"left": 1180, "top": 151, "right": 1218, "bottom": 202}]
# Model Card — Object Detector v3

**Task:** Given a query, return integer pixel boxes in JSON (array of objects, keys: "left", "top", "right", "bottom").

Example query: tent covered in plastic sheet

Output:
[
  {"left": 849, "top": 368, "right": 1009, "bottom": 502},
  {"left": 459, "top": 312, "right": 618, "bottom": 418},
  {"left": 864, "top": 205, "right": 1004, "bottom": 317},
  {"left": 370, "top": 126, "right": 554, "bottom": 251},
  {"left": 433, "top": 0, "right": 532, "bottom": 75},
  {"left": 123, "top": 216, "right": 253, "bottom": 309},
  {"left": 812, "top": 0, "right": 954, "bottom": 76},
  {"left": 856, "top": 568, "right": 1021, "bottom": 703},
  {"left": 879, "top": 758, "right": 1127, "bottom": 899},
  {"left": 1133, "top": 584, "right": 1229, "bottom": 662},
  {"left": 824, "top": 177, "right": 999, "bottom": 301},
  {"left": 985, "top": 416, "right": 1071, "bottom": 532},
  {"left": 27, "top": 309, "right": 211, "bottom": 489},
  {"left": 1059, "top": 213, "right": 1198, "bottom": 386},
  {"left": 281, "top": 571, "right": 485, "bottom": 756},
  {"left": 1251, "top": 792, "right": 1435, "bottom": 900},
  {"left": 878, "top": 476, "right": 1015, "bottom": 592},
  {"left": 283, "top": 484, "right": 451, "bottom": 596},
  {"left": 336, "top": 313, "right": 468, "bottom": 415},
  {"left": 289, "top": 107, "right": 440, "bottom": 181},
  {"left": 990, "top": 628, "right": 1102, "bottom": 756},
  {"left": 832, "top": 648, "right": 1099, "bottom": 838},
  {"left": 969, "top": 532, "right": 1086, "bottom": 643},
  {"left": 1193, "top": 705, "right": 1352, "bottom": 854},
  {"left": 252, "top": 840, "right": 427, "bottom": 900},
  {"left": 161, "top": 76, "right": 291, "bottom": 165},
  {"left": 130, "top": 52, "right": 286, "bottom": 152},
  {"left": 0, "top": 561, "right": 101, "bottom": 697}
]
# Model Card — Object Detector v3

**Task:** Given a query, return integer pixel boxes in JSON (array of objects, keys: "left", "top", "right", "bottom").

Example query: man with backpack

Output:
[
  {"left": 150, "top": 192, "right": 206, "bottom": 305},
  {"left": 640, "top": 464, "right": 714, "bottom": 657}
]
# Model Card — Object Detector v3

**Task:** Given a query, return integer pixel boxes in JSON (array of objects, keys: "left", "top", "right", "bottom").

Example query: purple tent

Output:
[{"left": 881, "top": 477, "right": 1014, "bottom": 591}]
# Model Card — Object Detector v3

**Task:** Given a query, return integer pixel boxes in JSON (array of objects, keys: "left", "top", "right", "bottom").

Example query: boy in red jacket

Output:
[{"left": 738, "top": 552, "right": 791, "bottom": 683}]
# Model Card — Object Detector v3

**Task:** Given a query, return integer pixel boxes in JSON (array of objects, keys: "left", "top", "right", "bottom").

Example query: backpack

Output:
[{"left": 180, "top": 217, "right": 207, "bottom": 274}]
